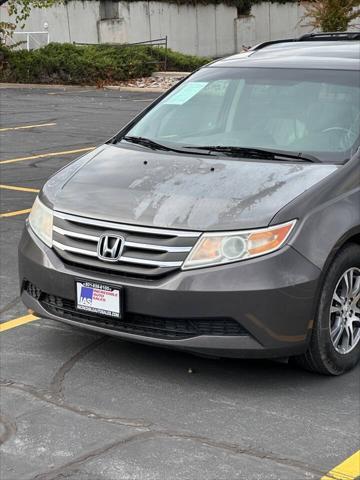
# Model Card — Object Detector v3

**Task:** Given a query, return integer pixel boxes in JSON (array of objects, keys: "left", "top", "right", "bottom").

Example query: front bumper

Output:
[{"left": 19, "top": 225, "right": 322, "bottom": 358}]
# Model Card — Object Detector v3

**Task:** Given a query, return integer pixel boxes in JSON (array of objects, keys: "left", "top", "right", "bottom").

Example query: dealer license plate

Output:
[{"left": 76, "top": 281, "right": 122, "bottom": 318}]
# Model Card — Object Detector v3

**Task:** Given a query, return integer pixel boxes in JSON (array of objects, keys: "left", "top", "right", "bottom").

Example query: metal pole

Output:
[{"left": 26, "top": 33, "right": 30, "bottom": 51}]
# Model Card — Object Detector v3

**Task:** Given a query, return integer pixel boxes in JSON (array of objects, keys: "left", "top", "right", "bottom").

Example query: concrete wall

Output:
[{"left": 1, "top": 1, "right": 358, "bottom": 56}]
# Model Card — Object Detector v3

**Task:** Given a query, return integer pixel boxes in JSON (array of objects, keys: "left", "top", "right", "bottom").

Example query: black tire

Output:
[{"left": 293, "top": 243, "right": 360, "bottom": 375}]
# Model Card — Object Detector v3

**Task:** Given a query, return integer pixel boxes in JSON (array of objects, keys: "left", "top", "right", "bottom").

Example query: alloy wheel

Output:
[{"left": 329, "top": 267, "right": 360, "bottom": 354}]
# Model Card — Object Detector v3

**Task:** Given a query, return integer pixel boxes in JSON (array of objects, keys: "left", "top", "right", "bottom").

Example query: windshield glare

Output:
[{"left": 125, "top": 67, "right": 360, "bottom": 163}]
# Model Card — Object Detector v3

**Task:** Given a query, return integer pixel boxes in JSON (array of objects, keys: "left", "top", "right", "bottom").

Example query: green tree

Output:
[
  {"left": 303, "top": 0, "right": 360, "bottom": 32},
  {"left": 0, "top": 0, "right": 61, "bottom": 40}
]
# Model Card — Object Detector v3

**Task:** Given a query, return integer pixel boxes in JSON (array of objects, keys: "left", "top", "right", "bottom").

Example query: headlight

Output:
[
  {"left": 182, "top": 220, "right": 296, "bottom": 270},
  {"left": 28, "top": 196, "right": 53, "bottom": 248}
]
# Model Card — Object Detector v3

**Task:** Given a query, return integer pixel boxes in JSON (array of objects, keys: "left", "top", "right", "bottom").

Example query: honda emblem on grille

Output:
[{"left": 97, "top": 234, "right": 125, "bottom": 262}]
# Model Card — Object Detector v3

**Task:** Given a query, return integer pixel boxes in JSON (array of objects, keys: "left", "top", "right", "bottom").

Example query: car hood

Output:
[{"left": 42, "top": 144, "right": 338, "bottom": 231}]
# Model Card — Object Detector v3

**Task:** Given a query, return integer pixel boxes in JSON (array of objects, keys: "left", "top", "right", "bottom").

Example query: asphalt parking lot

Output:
[{"left": 0, "top": 85, "right": 359, "bottom": 480}]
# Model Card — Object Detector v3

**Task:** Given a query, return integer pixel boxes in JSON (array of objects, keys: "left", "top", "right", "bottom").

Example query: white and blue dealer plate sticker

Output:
[{"left": 76, "top": 281, "right": 121, "bottom": 318}]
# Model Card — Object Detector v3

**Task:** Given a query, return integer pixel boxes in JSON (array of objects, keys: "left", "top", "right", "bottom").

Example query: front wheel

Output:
[{"left": 293, "top": 244, "right": 360, "bottom": 375}]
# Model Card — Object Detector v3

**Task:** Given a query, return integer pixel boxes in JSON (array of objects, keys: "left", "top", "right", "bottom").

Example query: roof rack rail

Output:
[
  {"left": 252, "top": 31, "right": 360, "bottom": 51},
  {"left": 299, "top": 31, "right": 360, "bottom": 40},
  {"left": 252, "top": 39, "right": 296, "bottom": 50}
]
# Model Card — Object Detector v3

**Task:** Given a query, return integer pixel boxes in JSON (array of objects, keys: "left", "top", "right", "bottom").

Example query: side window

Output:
[{"left": 307, "top": 82, "right": 358, "bottom": 134}]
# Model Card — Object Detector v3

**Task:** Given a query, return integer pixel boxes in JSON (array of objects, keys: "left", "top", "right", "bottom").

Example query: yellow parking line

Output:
[
  {"left": 0, "top": 314, "right": 39, "bottom": 332},
  {"left": 0, "top": 122, "right": 56, "bottom": 132},
  {"left": 0, "top": 184, "right": 40, "bottom": 193},
  {"left": 0, "top": 146, "right": 95, "bottom": 165},
  {"left": 0, "top": 208, "right": 31, "bottom": 218},
  {"left": 321, "top": 450, "right": 360, "bottom": 480}
]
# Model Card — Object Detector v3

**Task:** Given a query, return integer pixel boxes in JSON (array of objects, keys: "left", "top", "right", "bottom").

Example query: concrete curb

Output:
[
  {"left": 0, "top": 82, "right": 167, "bottom": 93},
  {"left": 104, "top": 85, "right": 167, "bottom": 93},
  {"left": 152, "top": 71, "right": 190, "bottom": 78}
]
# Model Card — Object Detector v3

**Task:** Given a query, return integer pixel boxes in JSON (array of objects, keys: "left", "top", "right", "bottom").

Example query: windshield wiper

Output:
[
  {"left": 122, "top": 136, "right": 174, "bottom": 151},
  {"left": 122, "top": 136, "right": 212, "bottom": 156},
  {"left": 121, "top": 135, "right": 210, "bottom": 155},
  {"left": 184, "top": 145, "right": 321, "bottom": 163}
]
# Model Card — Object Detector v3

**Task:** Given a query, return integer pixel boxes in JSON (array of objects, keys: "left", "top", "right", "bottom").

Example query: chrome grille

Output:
[{"left": 52, "top": 211, "right": 201, "bottom": 278}]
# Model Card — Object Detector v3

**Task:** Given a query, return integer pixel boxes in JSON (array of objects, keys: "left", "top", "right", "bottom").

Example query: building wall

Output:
[{"left": 1, "top": 1, "right": 358, "bottom": 56}]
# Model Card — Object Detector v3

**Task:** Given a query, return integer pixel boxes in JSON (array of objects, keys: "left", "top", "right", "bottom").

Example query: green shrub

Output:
[
  {"left": 0, "top": 42, "right": 210, "bottom": 85},
  {"left": 147, "top": 47, "right": 211, "bottom": 72}
]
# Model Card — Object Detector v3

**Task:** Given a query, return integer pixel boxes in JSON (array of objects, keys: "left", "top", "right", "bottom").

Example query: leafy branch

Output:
[
  {"left": 0, "top": 0, "right": 61, "bottom": 40},
  {"left": 303, "top": 0, "right": 360, "bottom": 32}
]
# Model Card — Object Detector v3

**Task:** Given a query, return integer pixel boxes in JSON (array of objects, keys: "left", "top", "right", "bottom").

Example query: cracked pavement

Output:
[{"left": 0, "top": 85, "right": 359, "bottom": 480}]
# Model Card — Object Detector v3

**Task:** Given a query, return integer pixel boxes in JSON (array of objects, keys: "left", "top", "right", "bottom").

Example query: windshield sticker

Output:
[{"left": 164, "top": 82, "right": 208, "bottom": 105}]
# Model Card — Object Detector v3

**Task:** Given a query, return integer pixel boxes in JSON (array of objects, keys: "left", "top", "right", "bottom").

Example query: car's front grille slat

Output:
[
  {"left": 52, "top": 211, "right": 200, "bottom": 278},
  {"left": 124, "top": 241, "right": 192, "bottom": 253},
  {"left": 53, "top": 225, "right": 98, "bottom": 242},
  {"left": 53, "top": 239, "right": 97, "bottom": 257},
  {"left": 54, "top": 211, "right": 201, "bottom": 237}
]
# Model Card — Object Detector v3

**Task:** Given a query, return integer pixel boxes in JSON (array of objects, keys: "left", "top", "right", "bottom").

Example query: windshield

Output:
[{"left": 124, "top": 67, "right": 360, "bottom": 163}]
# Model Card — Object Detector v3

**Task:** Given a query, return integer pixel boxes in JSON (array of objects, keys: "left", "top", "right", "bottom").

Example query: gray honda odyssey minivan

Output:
[{"left": 19, "top": 32, "right": 360, "bottom": 375}]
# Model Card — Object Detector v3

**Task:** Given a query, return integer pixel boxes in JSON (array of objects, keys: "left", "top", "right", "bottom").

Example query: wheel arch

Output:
[
  {"left": 308, "top": 227, "right": 360, "bottom": 342},
  {"left": 323, "top": 227, "right": 360, "bottom": 275}
]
